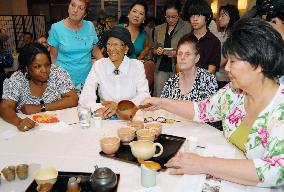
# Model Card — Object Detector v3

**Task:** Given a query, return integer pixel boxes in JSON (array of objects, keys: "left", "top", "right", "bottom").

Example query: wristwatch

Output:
[{"left": 40, "top": 100, "right": 46, "bottom": 112}]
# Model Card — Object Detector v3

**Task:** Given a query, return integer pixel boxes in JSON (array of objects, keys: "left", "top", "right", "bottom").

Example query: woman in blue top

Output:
[
  {"left": 48, "top": 0, "right": 103, "bottom": 91},
  {"left": 117, "top": 0, "right": 151, "bottom": 60}
]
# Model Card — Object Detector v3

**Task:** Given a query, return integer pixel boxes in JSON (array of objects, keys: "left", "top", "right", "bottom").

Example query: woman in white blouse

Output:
[{"left": 79, "top": 26, "right": 150, "bottom": 119}]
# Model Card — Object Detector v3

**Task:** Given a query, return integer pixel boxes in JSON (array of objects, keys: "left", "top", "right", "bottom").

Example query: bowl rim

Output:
[{"left": 33, "top": 166, "right": 58, "bottom": 180}]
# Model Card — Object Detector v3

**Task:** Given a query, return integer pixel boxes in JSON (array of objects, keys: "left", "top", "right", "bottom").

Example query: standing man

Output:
[{"left": 184, "top": 0, "right": 221, "bottom": 74}]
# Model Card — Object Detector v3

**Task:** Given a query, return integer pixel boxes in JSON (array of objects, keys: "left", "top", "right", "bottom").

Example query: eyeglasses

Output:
[
  {"left": 106, "top": 43, "right": 125, "bottom": 48},
  {"left": 165, "top": 15, "right": 179, "bottom": 20},
  {"left": 144, "top": 117, "right": 180, "bottom": 124}
]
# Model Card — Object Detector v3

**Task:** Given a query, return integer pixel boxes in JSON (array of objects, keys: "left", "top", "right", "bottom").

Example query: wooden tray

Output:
[
  {"left": 100, "top": 134, "right": 186, "bottom": 170},
  {"left": 25, "top": 171, "right": 120, "bottom": 192}
]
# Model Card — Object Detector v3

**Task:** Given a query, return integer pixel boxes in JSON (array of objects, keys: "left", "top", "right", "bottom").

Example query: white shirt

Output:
[{"left": 79, "top": 56, "right": 150, "bottom": 110}]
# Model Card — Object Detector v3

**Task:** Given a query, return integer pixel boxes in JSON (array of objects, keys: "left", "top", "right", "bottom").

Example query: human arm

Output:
[
  {"left": 92, "top": 44, "right": 104, "bottom": 60},
  {"left": 49, "top": 46, "right": 58, "bottom": 64},
  {"left": 165, "top": 152, "right": 259, "bottom": 186},
  {"left": 130, "top": 61, "right": 150, "bottom": 105},
  {"left": 207, "top": 37, "right": 221, "bottom": 74},
  {"left": 0, "top": 99, "right": 36, "bottom": 131},
  {"left": 137, "top": 37, "right": 151, "bottom": 60}
]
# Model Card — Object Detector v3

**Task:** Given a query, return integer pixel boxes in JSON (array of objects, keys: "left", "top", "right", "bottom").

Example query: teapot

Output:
[
  {"left": 116, "top": 100, "right": 151, "bottom": 120},
  {"left": 89, "top": 165, "right": 117, "bottom": 192},
  {"left": 129, "top": 140, "right": 163, "bottom": 160}
]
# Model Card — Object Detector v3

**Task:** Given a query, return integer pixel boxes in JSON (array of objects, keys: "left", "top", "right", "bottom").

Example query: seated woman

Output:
[
  {"left": 79, "top": 26, "right": 150, "bottom": 119},
  {"left": 0, "top": 43, "right": 78, "bottom": 131},
  {"left": 142, "top": 18, "right": 284, "bottom": 188},
  {"left": 161, "top": 35, "right": 217, "bottom": 101}
]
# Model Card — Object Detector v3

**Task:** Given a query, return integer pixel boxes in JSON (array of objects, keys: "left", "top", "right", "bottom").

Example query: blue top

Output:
[
  {"left": 48, "top": 20, "right": 98, "bottom": 86},
  {"left": 116, "top": 24, "right": 147, "bottom": 58}
]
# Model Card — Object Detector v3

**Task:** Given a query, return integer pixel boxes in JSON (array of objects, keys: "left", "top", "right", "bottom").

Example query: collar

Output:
[{"left": 106, "top": 56, "right": 130, "bottom": 75}]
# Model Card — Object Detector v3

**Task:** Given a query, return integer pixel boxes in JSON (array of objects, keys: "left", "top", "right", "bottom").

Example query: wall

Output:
[{"left": 0, "top": 0, "right": 28, "bottom": 15}]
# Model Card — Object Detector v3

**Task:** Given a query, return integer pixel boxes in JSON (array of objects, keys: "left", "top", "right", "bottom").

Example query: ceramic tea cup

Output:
[
  {"left": 16, "top": 164, "right": 29, "bottom": 180},
  {"left": 145, "top": 123, "right": 162, "bottom": 139},
  {"left": 117, "top": 127, "right": 136, "bottom": 144},
  {"left": 136, "top": 129, "right": 156, "bottom": 142},
  {"left": 127, "top": 120, "right": 144, "bottom": 131},
  {"left": 33, "top": 166, "right": 58, "bottom": 186},
  {"left": 129, "top": 140, "right": 163, "bottom": 160},
  {"left": 100, "top": 136, "right": 120, "bottom": 156},
  {"left": 1, "top": 166, "right": 16, "bottom": 181}
]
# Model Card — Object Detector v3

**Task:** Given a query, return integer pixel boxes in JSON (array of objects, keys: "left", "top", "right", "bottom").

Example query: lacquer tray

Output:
[
  {"left": 100, "top": 134, "right": 186, "bottom": 170},
  {"left": 25, "top": 171, "right": 120, "bottom": 192}
]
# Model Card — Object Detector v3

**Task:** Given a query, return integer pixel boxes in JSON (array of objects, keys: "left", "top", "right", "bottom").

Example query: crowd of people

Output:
[{"left": 0, "top": 0, "right": 284, "bottom": 189}]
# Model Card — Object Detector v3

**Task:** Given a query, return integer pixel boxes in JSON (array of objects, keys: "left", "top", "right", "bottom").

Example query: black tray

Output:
[
  {"left": 100, "top": 134, "right": 186, "bottom": 170},
  {"left": 25, "top": 171, "right": 120, "bottom": 192}
]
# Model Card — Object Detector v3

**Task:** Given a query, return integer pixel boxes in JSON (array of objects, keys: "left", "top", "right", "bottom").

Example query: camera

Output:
[{"left": 256, "top": 0, "right": 284, "bottom": 22}]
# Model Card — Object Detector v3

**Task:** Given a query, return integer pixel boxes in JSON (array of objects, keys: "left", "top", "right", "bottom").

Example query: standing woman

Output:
[
  {"left": 153, "top": 0, "right": 192, "bottom": 96},
  {"left": 48, "top": 0, "right": 103, "bottom": 92},
  {"left": 117, "top": 0, "right": 151, "bottom": 60},
  {"left": 215, "top": 4, "right": 240, "bottom": 89}
]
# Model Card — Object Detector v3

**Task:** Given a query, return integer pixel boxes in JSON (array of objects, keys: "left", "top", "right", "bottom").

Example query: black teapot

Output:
[{"left": 89, "top": 166, "right": 117, "bottom": 192}]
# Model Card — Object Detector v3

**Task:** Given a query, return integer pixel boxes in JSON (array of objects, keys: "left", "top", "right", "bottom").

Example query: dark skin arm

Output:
[
  {"left": 137, "top": 38, "right": 151, "bottom": 60},
  {"left": 0, "top": 99, "right": 36, "bottom": 131},
  {"left": 20, "top": 89, "right": 78, "bottom": 114}
]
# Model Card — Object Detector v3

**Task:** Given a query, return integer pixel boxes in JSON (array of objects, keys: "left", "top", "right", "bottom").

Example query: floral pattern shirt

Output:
[{"left": 193, "top": 83, "right": 284, "bottom": 187}]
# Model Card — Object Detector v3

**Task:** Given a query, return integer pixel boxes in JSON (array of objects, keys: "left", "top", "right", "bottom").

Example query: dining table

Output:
[{"left": 0, "top": 107, "right": 281, "bottom": 192}]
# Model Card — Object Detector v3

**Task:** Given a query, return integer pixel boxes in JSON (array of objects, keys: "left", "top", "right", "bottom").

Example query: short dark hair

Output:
[
  {"left": 184, "top": 0, "right": 212, "bottom": 27},
  {"left": 177, "top": 34, "right": 200, "bottom": 55},
  {"left": 219, "top": 4, "right": 240, "bottom": 31},
  {"left": 163, "top": 0, "right": 182, "bottom": 15},
  {"left": 129, "top": 0, "right": 148, "bottom": 16},
  {"left": 188, "top": 0, "right": 212, "bottom": 27},
  {"left": 18, "top": 43, "right": 51, "bottom": 74},
  {"left": 223, "top": 18, "right": 284, "bottom": 79},
  {"left": 23, "top": 31, "right": 33, "bottom": 38}
]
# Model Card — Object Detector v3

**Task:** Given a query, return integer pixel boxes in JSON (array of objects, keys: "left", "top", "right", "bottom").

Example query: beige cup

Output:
[
  {"left": 136, "top": 129, "right": 156, "bottom": 142},
  {"left": 16, "top": 164, "right": 29, "bottom": 180},
  {"left": 117, "top": 127, "right": 136, "bottom": 144},
  {"left": 129, "top": 140, "right": 163, "bottom": 160},
  {"left": 128, "top": 120, "right": 144, "bottom": 131},
  {"left": 1, "top": 166, "right": 16, "bottom": 181},
  {"left": 145, "top": 123, "right": 162, "bottom": 138},
  {"left": 100, "top": 136, "right": 120, "bottom": 156}
]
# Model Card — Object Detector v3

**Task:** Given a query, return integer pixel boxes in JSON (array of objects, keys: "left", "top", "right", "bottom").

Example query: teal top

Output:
[
  {"left": 48, "top": 20, "right": 98, "bottom": 86},
  {"left": 116, "top": 24, "right": 147, "bottom": 58}
]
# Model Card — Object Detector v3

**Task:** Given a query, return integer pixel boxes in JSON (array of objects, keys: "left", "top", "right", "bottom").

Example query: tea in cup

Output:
[
  {"left": 129, "top": 140, "right": 163, "bottom": 160},
  {"left": 117, "top": 127, "right": 135, "bottom": 144},
  {"left": 136, "top": 129, "right": 156, "bottom": 142},
  {"left": 100, "top": 136, "right": 120, "bottom": 156},
  {"left": 16, "top": 164, "right": 29, "bottom": 180},
  {"left": 145, "top": 123, "right": 162, "bottom": 139},
  {"left": 1, "top": 166, "right": 16, "bottom": 181}
]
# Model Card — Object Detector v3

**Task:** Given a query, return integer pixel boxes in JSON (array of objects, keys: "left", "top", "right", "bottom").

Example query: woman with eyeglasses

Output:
[
  {"left": 152, "top": 0, "right": 192, "bottom": 97},
  {"left": 0, "top": 43, "right": 78, "bottom": 132},
  {"left": 48, "top": 0, "right": 103, "bottom": 93},
  {"left": 79, "top": 27, "right": 150, "bottom": 119}
]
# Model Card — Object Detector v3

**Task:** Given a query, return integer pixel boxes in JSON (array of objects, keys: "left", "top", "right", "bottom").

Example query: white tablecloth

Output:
[{"left": 0, "top": 107, "right": 279, "bottom": 192}]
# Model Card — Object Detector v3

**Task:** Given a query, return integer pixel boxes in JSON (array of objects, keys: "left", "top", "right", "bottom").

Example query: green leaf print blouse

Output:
[{"left": 193, "top": 83, "right": 284, "bottom": 187}]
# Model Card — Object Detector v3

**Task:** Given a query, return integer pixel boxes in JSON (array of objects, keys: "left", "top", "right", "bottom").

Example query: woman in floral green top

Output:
[{"left": 142, "top": 18, "right": 284, "bottom": 188}]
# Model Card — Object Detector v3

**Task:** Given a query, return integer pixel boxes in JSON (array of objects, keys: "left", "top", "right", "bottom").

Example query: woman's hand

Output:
[
  {"left": 154, "top": 47, "right": 164, "bottom": 55},
  {"left": 141, "top": 97, "right": 163, "bottom": 111},
  {"left": 95, "top": 101, "right": 117, "bottom": 119},
  {"left": 16, "top": 117, "right": 37, "bottom": 132},
  {"left": 20, "top": 104, "right": 41, "bottom": 115},
  {"left": 165, "top": 152, "right": 206, "bottom": 175}
]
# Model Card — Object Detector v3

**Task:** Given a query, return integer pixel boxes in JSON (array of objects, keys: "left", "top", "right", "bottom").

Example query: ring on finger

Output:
[{"left": 23, "top": 125, "right": 29, "bottom": 130}]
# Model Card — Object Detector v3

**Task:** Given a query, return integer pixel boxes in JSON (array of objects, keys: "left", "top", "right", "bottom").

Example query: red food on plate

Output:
[{"left": 32, "top": 114, "right": 59, "bottom": 123}]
